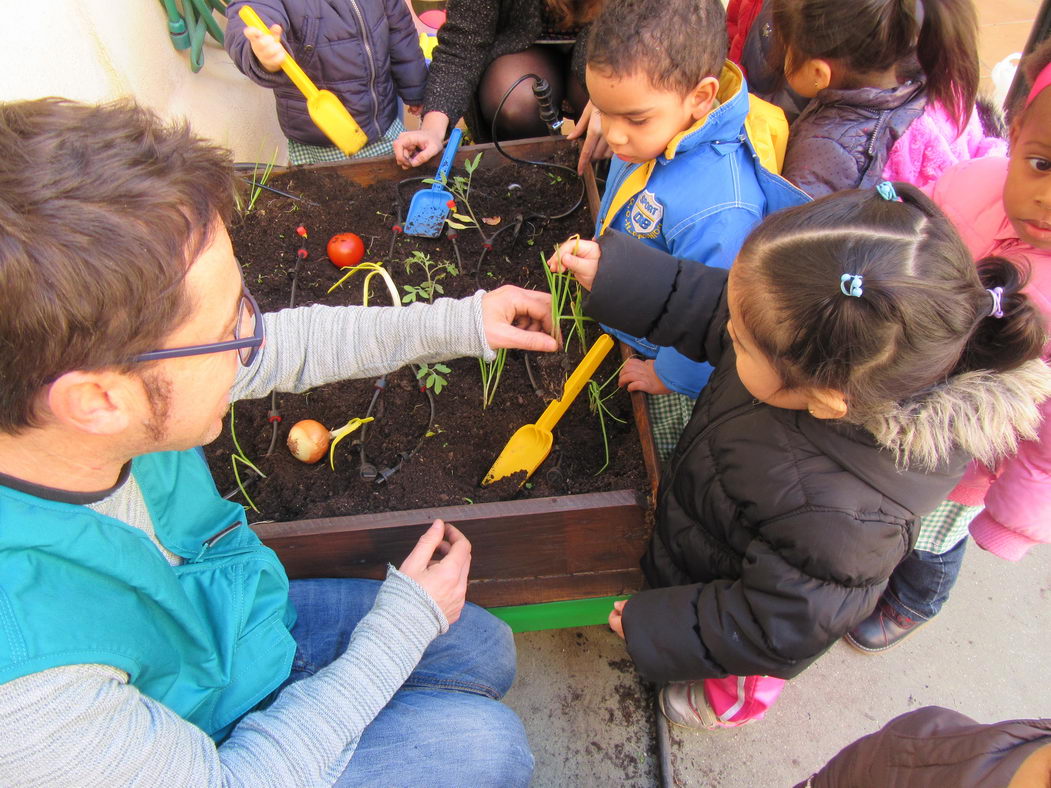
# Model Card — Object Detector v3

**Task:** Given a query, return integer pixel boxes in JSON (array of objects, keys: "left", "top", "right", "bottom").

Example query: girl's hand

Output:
[
  {"left": 398, "top": 520, "right": 471, "bottom": 625},
  {"left": 550, "top": 238, "right": 600, "bottom": 290},
  {"left": 244, "top": 23, "right": 286, "bottom": 73},
  {"left": 608, "top": 599, "right": 627, "bottom": 639},
  {"left": 619, "top": 358, "right": 671, "bottom": 394},
  {"left": 567, "top": 102, "right": 612, "bottom": 176}
]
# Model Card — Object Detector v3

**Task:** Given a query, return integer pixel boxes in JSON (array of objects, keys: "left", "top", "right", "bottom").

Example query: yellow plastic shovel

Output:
[
  {"left": 483, "top": 333, "right": 614, "bottom": 485},
  {"left": 239, "top": 5, "right": 368, "bottom": 155}
]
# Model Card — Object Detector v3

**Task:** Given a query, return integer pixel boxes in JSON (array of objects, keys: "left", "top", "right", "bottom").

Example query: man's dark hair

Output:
[
  {"left": 0, "top": 98, "right": 236, "bottom": 433},
  {"left": 586, "top": 0, "right": 727, "bottom": 94}
]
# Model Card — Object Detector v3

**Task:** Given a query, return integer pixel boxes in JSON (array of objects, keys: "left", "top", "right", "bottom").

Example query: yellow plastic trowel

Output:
[
  {"left": 239, "top": 5, "right": 368, "bottom": 155},
  {"left": 483, "top": 333, "right": 614, "bottom": 485}
]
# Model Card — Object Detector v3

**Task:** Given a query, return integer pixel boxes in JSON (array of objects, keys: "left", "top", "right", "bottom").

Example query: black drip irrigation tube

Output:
[{"left": 351, "top": 368, "right": 436, "bottom": 485}]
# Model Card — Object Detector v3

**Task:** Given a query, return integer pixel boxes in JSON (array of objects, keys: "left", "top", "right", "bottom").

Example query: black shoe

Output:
[{"left": 845, "top": 599, "right": 927, "bottom": 653}]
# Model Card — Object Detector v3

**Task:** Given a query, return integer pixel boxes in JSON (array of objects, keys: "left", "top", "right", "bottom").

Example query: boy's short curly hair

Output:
[
  {"left": 586, "top": 0, "right": 727, "bottom": 94},
  {"left": 1009, "top": 37, "right": 1051, "bottom": 124}
]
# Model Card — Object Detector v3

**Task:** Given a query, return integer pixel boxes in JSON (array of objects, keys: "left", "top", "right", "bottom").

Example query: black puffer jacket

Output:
[
  {"left": 226, "top": 0, "right": 427, "bottom": 146},
  {"left": 423, "top": 0, "right": 589, "bottom": 122},
  {"left": 587, "top": 232, "right": 1051, "bottom": 684}
]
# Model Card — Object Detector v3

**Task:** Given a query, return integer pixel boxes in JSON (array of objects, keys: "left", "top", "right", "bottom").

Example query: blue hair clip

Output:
[
  {"left": 840, "top": 273, "right": 864, "bottom": 298},
  {"left": 876, "top": 181, "right": 902, "bottom": 202}
]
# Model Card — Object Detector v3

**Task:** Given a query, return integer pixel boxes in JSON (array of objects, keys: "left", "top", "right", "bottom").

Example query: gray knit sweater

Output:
[{"left": 0, "top": 294, "right": 492, "bottom": 786}]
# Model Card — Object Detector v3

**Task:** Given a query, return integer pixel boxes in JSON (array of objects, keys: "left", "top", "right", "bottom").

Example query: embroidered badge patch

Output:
[{"left": 625, "top": 190, "right": 664, "bottom": 239}]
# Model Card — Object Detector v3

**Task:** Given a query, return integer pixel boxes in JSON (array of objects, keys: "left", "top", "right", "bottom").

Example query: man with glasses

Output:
[{"left": 0, "top": 98, "right": 554, "bottom": 786}]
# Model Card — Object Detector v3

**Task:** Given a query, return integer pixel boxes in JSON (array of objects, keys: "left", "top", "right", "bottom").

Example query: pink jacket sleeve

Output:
[
  {"left": 969, "top": 398, "right": 1051, "bottom": 560},
  {"left": 883, "top": 104, "right": 1008, "bottom": 190}
]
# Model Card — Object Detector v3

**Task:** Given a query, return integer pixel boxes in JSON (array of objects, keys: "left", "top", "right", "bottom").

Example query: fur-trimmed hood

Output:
[{"left": 862, "top": 359, "right": 1051, "bottom": 471}]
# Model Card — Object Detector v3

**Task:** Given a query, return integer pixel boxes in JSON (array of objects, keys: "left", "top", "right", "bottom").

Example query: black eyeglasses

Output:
[{"left": 132, "top": 287, "right": 264, "bottom": 367}]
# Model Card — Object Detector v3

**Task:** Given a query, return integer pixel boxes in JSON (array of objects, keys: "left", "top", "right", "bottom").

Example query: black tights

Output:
[{"left": 476, "top": 45, "right": 589, "bottom": 140}]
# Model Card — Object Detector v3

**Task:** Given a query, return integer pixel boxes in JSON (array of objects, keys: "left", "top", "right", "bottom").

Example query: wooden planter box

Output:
[{"left": 250, "top": 136, "right": 660, "bottom": 607}]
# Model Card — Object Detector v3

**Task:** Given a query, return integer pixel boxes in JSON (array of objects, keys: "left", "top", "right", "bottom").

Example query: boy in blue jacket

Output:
[
  {"left": 226, "top": 0, "right": 427, "bottom": 164},
  {"left": 587, "top": 0, "right": 808, "bottom": 456}
]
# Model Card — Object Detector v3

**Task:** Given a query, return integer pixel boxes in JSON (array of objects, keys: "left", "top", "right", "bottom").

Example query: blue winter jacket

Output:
[
  {"left": 226, "top": 0, "right": 428, "bottom": 146},
  {"left": 596, "top": 61, "right": 808, "bottom": 397}
]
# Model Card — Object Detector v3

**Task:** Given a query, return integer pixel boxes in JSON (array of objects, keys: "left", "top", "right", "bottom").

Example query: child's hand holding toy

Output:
[
  {"left": 550, "top": 237, "right": 601, "bottom": 291},
  {"left": 244, "top": 21, "right": 287, "bottom": 72}
]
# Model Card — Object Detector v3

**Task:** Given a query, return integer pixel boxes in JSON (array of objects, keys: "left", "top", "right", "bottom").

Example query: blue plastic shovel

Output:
[{"left": 403, "top": 128, "right": 464, "bottom": 237}]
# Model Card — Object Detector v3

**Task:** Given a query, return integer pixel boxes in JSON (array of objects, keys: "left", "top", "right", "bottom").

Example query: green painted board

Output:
[{"left": 488, "top": 595, "right": 630, "bottom": 633}]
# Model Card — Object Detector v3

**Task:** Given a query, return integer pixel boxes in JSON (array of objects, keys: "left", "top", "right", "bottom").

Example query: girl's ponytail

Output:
[
  {"left": 916, "top": 0, "right": 979, "bottom": 132},
  {"left": 955, "top": 258, "right": 1048, "bottom": 375}
]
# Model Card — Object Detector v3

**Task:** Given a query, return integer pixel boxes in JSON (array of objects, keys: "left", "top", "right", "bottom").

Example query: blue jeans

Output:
[
  {"left": 282, "top": 578, "right": 534, "bottom": 787},
  {"left": 885, "top": 538, "right": 968, "bottom": 622}
]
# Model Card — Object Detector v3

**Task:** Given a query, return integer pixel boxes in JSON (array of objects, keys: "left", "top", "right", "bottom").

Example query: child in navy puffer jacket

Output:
[{"left": 226, "top": 0, "right": 427, "bottom": 164}]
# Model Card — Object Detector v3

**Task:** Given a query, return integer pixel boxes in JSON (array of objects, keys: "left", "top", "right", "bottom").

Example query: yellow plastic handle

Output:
[
  {"left": 536, "top": 334, "right": 614, "bottom": 433},
  {"left": 239, "top": 5, "right": 319, "bottom": 100}
]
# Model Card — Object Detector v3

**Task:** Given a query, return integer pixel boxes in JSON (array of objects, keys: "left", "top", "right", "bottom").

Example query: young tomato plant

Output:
[
  {"left": 416, "top": 363, "right": 451, "bottom": 394},
  {"left": 401, "top": 250, "right": 459, "bottom": 303},
  {"left": 428, "top": 152, "right": 486, "bottom": 237}
]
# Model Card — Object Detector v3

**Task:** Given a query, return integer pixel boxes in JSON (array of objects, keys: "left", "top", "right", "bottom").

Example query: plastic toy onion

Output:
[{"left": 287, "top": 419, "right": 331, "bottom": 464}]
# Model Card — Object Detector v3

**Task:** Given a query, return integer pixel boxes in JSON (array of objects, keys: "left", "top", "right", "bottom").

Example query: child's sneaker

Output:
[{"left": 659, "top": 681, "right": 748, "bottom": 730}]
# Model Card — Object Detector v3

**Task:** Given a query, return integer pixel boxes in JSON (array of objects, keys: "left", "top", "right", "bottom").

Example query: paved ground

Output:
[{"left": 504, "top": 543, "right": 1051, "bottom": 786}]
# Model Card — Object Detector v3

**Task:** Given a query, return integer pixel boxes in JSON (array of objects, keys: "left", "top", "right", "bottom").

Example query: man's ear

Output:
[
  {"left": 806, "top": 388, "right": 848, "bottom": 420},
  {"left": 47, "top": 370, "right": 135, "bottom": 435},
  {"left": 689, "top": 77, "right": 721, "bottom": 119}
]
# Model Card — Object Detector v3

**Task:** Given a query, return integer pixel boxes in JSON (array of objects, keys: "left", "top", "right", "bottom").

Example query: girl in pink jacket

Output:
[{"left": 847, "top": 40, "right": 1051, "bottom": 652}]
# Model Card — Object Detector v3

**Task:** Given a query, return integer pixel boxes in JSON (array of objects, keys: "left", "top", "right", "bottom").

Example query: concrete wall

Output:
[{"left": 3, "top": 1, "right": 287, "bottom": 164}]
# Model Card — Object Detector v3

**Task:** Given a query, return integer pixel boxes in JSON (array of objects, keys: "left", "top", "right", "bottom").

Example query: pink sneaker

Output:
[{"left": 658, "top": 681, "right": 749, "bottom": 730}]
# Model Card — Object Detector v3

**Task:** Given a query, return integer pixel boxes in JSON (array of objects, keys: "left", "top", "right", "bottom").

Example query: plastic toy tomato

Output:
[{"left": 327, "top": 233, "right": 365, "bottom": 268}]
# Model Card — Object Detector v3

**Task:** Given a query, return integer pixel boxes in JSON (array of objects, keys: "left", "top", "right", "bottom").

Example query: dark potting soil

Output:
[{"left": 205, "top": 148, "right": 649, "bottom": 521}]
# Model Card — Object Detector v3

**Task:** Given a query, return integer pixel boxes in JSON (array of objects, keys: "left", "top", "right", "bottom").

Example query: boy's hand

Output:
[
  {"left": 619, "top": 358, "right": 671, "bottom": 394},
  {"left": 567, "top": 102, "right": 612, "bottom": 176},
  {"left": 608, "top": 599, "right": 627, "bottom": 639},
  {"left": 399, "top": 520, "right": 471, "bottom": 625},
  {"left": 481, "top": 285, "right": 558, "bottom": 352},
  {"left": 550, "top": 237, "right": 600, "bottom": 291},
  {"left": 244, "top": 23, "right": 286, "bottom": 73}
]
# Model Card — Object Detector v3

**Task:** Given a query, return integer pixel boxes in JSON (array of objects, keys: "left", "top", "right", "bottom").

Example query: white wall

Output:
[{"left": 2, "top": 1, "right": 287, "bottom": 164}]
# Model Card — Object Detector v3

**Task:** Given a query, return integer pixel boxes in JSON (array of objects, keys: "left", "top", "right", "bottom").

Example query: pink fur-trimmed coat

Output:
[{"left": 926, "top": 157, "right": 1051, "bottom": 560}]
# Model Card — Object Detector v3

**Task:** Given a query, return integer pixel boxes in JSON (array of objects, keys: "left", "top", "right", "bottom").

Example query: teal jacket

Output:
[
  {"left": 0, "top": 449, "right": 296, "bottom": 742},
  {"left": 596, "top": 61, "right": 808, "bottom": 397}
]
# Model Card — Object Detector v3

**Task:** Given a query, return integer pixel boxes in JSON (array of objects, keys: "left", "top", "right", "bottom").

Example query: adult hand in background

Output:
[
  {"left": 393, "top": 112, "right": 451, "bottom": 168},
  {"left": 567, "top": 102, "right": 612, "bottom": 176},
  {"left": 399, "top": 520, "right": 471, "bottom": 625},
  {"left": 481, "top": 285, "right": 559, "bottom": 352}
]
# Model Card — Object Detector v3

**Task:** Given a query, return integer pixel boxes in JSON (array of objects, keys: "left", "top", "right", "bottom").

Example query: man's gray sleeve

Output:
[
  {"left": 232, "top": 292, "right": 493, "bottom": 402},
  {"left": 0, "top": 569, "right": 446, "bottom": 787}
]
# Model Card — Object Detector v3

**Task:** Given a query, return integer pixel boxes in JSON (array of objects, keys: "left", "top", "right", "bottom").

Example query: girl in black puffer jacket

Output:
[{"left": 550, "top": 182, "right": 1051, "bottom": 728}]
